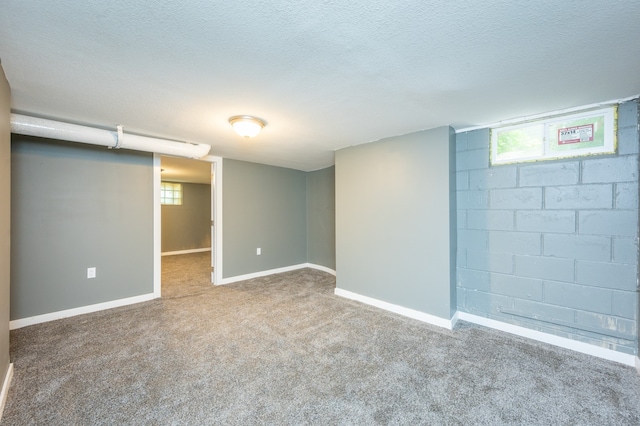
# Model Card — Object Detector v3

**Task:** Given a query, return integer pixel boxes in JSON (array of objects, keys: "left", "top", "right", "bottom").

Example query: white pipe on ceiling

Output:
[{"left": 10, "top": 114, "right": 211, "bottom": 159}]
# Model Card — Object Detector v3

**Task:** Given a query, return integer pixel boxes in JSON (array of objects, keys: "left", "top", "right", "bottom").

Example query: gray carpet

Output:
[{"left": 3, "top": 252, "right": 640, "bottom": 425}]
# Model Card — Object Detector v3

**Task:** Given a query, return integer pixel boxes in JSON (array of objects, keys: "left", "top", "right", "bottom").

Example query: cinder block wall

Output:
[{"left": 456, "top": 100, "right": 639, "bottom": 355}]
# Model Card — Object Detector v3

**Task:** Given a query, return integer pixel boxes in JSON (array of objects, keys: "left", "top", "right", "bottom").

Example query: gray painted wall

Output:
[
  {"left": 162, "top": 182, "right": 211, "bottom": 253},
  {"left": 222, "top": 159, "right": 306, "bottom": 278},
  {"left": 11, "top": 136, "right": 154, "bottom": 320},
  {"left": 0, "top": 63, "right": 11, "bottom": 393},
  {"left": 306, "top": 166, "right": 335, "bottom": 270},
  {"left": 335, "top": 127, "right": 457, "bottom": 319},
  {"left": 456, "top": 100, "right": 639, "bottom": 355}
]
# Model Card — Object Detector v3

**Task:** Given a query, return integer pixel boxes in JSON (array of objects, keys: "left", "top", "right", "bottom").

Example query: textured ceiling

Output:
[{"left": 1, "top": 1, "right": 639, "bottom": 171}]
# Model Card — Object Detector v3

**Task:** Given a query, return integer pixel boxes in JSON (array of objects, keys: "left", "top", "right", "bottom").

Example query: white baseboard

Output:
[
  {"left": 218, "top": 263, "right": 336, "bottom": 285},
  {"left": 9, "top": 293, "right": 157, "bottom": 330},
  {"left": 305, "top": 263, "right": 336, "bottom": 276},
  {"left": 457, "top": 312, "right": 637, "bottom": 367},
  {"left": 161, "top": 248, "right": 211, "bottom": 256},
  {"left": 635, "top": 356, "right": 640, "bottom": 374},
  {"left": 334, "top": 288, "right": 456, "bottom": 330},
  {"left": 0, "top": 363, "right": 13, "bottom": 422},
  {"left": 450, "top": 310, "right": 460, "bottom": 328}
]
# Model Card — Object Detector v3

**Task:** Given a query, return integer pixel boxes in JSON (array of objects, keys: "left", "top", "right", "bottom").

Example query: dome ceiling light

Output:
[{"left": 228, "top": 115, "right": 266, "bottom": 138}]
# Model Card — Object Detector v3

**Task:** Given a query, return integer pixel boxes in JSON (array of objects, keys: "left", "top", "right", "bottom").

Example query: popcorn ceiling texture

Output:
[{"left": 1, "top": 1, "right": 639, "bottom": 170}]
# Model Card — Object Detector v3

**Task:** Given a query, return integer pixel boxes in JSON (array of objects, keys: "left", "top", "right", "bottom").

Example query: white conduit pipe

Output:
[{"left": 10, "top": 114, "right": 211, "bottom": 159}]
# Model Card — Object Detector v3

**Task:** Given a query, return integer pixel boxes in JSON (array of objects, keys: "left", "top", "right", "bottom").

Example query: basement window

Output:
[
  {"left": 161, "top": 182, "right": 182, "bottom": 205},
  {"left": 490, "top": 106, "right": 616, "bottom": 165}
]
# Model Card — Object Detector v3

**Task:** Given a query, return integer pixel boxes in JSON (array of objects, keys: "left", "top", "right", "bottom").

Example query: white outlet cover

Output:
[
  {"left": 256, "top": 248, "right": 261, "bottom": 255},
  {"left": 87, "top": 267, "right": 96, "bottom": 279}
]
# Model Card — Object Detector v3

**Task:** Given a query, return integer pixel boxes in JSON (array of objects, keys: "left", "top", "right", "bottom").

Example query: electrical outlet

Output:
[
  {"left": 256, "top": 248, "right": 261, "bottom": 255},
  {"left": 87, "top": 267, "right": 96, "bottom": 279}
]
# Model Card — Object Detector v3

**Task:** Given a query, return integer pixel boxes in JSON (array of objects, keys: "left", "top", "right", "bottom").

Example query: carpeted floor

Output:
[{"left": 3, "top": 252, "right": 640, "bottom": 425}]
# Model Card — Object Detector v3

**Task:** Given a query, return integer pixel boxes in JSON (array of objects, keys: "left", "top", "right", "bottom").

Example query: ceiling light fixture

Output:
[{"left": 228, "top": 115, "right": 266, "bottom": 138}]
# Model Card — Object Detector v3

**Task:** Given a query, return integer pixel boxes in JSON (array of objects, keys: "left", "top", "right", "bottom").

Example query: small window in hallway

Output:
[{"left": 161, "top": 182, "right": 182, "bottom": 205}]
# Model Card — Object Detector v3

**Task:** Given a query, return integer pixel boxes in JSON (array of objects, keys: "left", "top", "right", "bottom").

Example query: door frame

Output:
[
  {"left": 153, "top": 154, "right": 223, "bottom": 297},
  {"left": 209, "top": 157, "right": 223, "bottom": 284}
]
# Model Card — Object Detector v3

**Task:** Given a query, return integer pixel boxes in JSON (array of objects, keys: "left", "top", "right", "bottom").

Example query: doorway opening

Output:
[{"left": 154, "top": 155, "right": 222, "bottom": 297}]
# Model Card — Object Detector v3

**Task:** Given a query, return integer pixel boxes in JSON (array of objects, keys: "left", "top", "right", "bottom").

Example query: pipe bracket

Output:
[{"left": 112, "top": 124, "right": 124, "bottom": 149}]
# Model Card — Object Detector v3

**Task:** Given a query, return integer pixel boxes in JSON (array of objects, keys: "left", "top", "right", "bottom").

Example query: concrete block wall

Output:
[{"left": 456, "top": 100, "right": 639, "bottom": 355}]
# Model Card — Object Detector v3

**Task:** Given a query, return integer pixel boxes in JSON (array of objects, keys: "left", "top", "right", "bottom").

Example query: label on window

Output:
[{"left": 557, "top": 124, "right": 594, "bottom": 145}]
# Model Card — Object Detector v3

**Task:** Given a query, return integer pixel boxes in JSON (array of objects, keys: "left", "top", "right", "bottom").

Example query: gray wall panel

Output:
[
  {"left": 335, "top": 127, "right": 456, "bottom": 319},
  {"left": 0, "top": 63, "right": 11, "bottom": 392},
  {"left": 161, "top": 182, "right": 211, "bottom": 252},
  {"left": 306, "top": 166, "right": 335, "bottom": 270},
  {"left": 222, "top": 159, "right": 306, "bottom": 278},
  {"left": 11, "top": 136, "right": 154, "bottom": 320}
]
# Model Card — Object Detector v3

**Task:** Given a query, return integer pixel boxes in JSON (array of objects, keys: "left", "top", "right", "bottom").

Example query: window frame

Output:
[
  {"left": 490, "top": 106, "right": 617, "bottom": 166},
  {"left": 160, "top": 181, "right": 183, "bottom": 205}
]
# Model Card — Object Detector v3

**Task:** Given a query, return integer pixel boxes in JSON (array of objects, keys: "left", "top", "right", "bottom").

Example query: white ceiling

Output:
[
  {"left": 1, "top": 1, "right": 639, "bottom": 171},
  {"left": 160, "top": 156, "right": 211, "bottom": 184}
]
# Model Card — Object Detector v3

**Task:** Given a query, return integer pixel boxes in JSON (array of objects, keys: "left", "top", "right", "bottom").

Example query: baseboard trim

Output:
[
  {"left": 334, "top": 288, "right": 456, "bottom": 330},
  {"left": 218, "top": 264, "right": 308, "bottom": 285},
  {"left": 450, "top": 310, "right": 460, "bottom": 328},
  {"left": 0, "top": 363, "right": 13, "bottom": 422},
  {"left": 218, "top": 263, "right": 336, "bottom": 285},
  {"left": 457, "top": 312, "right": 637, "bottom": 367},
  {"left": 161, "top": 248, "right": 211, "bottom": 256},
  {"left": 305, "top": 263, "right": 336, "bottom": 276},
  {"left": 635, "top": 356, "right": 640, "bottom": 374},
  {"left": 9, "top": 293, "right": 157, "bottom": 330}
]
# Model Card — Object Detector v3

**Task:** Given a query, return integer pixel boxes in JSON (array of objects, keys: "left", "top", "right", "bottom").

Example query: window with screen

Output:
[{"left": 491, "top": 106, "right": 616, "bottom": 165}]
